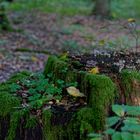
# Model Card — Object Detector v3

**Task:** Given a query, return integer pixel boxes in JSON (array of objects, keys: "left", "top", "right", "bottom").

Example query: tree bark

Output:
[{"left": 94, "top": 0, "right": 111, "bottom": 18}]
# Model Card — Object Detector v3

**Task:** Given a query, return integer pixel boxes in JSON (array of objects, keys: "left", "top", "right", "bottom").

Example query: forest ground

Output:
[{"left": 0, "top": 9, "right": 140, "bottom": 82}]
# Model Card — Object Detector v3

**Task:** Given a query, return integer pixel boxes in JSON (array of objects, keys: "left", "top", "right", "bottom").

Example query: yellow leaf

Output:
[
  {"left": 31, "top": 56, "right": 38, "bottom": 62},
  {"left": 59, "top": 52, "right": 69, "bottom": 60},
  {"left": 89, "top": 67, "right": 99, "bottom": 74},
  {"left": 99, "top": 39, "right": 105, "bottom": 46},
  {"left": 128, "top": 18, "right": 136, "bottom": 23},
  {"left": 66, "top": 86, "right": 85, "bottom": 97}
]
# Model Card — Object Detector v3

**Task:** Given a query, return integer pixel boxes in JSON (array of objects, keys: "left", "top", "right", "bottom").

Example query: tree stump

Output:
[{"left": 0, "top": 56, "right": 116, "bottom": 140}]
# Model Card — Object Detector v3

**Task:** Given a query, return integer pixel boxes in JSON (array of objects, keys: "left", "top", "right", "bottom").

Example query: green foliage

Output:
[
  {"left": 10, "top": 83, "right": 21, "bottom": 92},
  {"left": 8, "top": 0, "right": 93, "bottom": 16},
  {"left": 8, "top": 72, "right": 75, "bottom": 110},
  {"left": 89, "top": 104, "right": 140, "bottom": 140}
]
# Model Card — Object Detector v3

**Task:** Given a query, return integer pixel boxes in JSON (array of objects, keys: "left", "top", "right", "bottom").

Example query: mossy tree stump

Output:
[
  {"left": 1, "top": 56, "right": 140, "bottom": 140},
  {"left": 43, "top": 56, "right": 116, "bottom": 139}
]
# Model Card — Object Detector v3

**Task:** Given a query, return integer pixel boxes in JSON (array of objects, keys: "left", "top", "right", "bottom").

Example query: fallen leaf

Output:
[
  {"left": 31, "top": 56, "right": 39, "bottom": 62},
  {"left": 128, "top": 18, "right": 136, "bottom": 23},
  {"left": 66, "top": 86, "right": 85, "bottom": 97},
  {"left": 89, "top": 67, "right": 99, "bottom": 74}
]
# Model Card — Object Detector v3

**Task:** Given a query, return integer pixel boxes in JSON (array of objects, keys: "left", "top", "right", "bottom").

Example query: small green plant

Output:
[
  {"left": 89, "top": 104, "right": 140, "bottom": 140},
  {"left": 9, "top": 72, "right": 77, "bottom": 110}
]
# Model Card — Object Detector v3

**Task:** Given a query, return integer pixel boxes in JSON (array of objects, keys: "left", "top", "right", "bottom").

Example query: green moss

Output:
[
  {"left": 7, "top": 71, "right": 31, "bottom": 83},
  {"left": 6, "top": 112, "right": 20, "bottom": 140},
  {"left": 65, "top": 70, "right": 78, "bottom": 83},
  {"left": 0, "top": 71, "right": 32, "bottom": 117},
  {"left": 42, "top": 107, "right": 96, "bottom": 140},
  {"left": 0, "top": 82, "right": 10, "bottom": 91},
  {"left": 0, "top": 71, "right": 32, "bottom": 140},
  {"left": 120, "top": 70, "right": 140, "bottom": 104},
  {"left": 42, "top": 110, "right": 52, "bottom": 140},
  {"left": 42, "top": 109, "right": 79, "bottom": 140},
  {"left": 0, "top": 92, "right": 20, "bottom": 117},
  {"left": 25, "top": 115, "right": 38, "bottom": 128},
  {"left": 76, "top": 107, "right": 95, "bottom": 138},
  {"left": 82, "top": 73, "right": 115, "bottom": 130},
  {"left": 6, "top": 109, "right": 28, "bottom": 140},
  {"left": 44, "top": 56, "right": 69, "bottom": 81},
  {"left": 121, "top": 70, "right": 140, "bottom": 95}
]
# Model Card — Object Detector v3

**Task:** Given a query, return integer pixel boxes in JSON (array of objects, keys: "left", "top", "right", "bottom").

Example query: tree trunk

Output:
[{"left": 94, "top": 0, "right": 111, "bottom": 18}]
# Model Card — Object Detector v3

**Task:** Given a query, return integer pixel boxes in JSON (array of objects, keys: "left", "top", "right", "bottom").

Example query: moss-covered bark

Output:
[
  {"left": 0, "top": 71, "right": 42, "bottom": 140},
  {"left": 120, "top": 70, "right": 140, "bottom": 105}
]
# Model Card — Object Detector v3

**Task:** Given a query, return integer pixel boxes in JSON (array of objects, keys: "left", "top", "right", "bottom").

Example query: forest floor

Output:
[{"left": 0, "top": 10, "right": 140, "bottom": 82}]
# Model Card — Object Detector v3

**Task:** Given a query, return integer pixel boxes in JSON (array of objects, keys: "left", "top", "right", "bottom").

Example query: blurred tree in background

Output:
[
  {"left": 94, "top": 0, "right": 111, "bottom": 18},
  {"left": 0, "top": 0, "right": 12, "bottom": 30}
]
